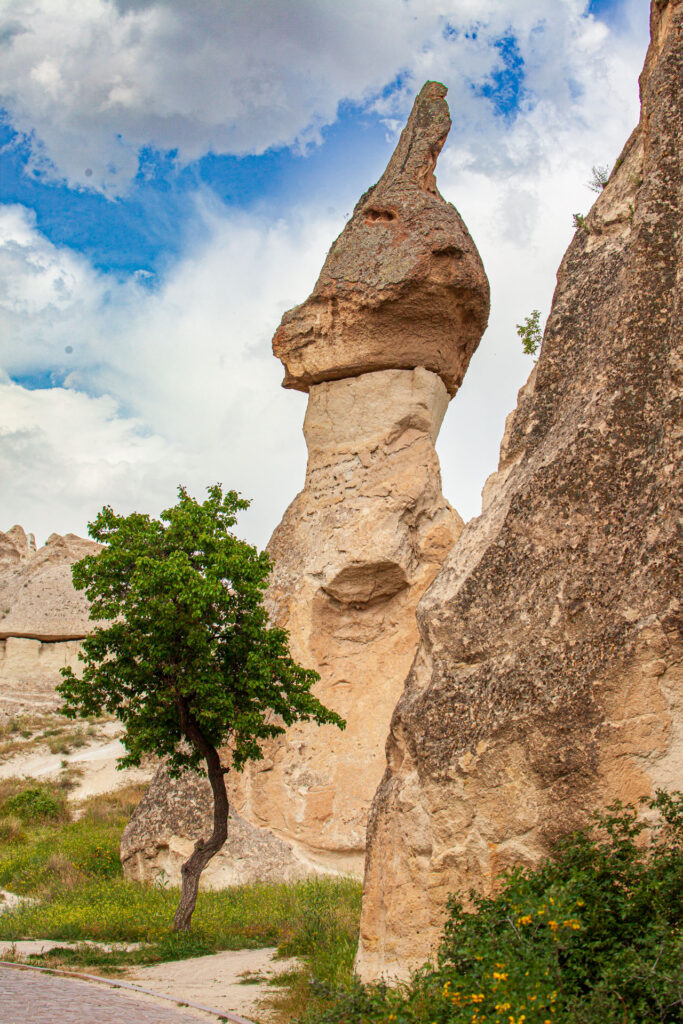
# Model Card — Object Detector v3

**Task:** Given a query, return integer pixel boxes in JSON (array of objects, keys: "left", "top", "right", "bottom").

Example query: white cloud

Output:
[
  {"left": 0, "top": 200, "right": 336, "bottom": 545},
  {"left": 0, "top": 1, "right": 651, "bottom": 548},
  {"left": 0, "top": 0, "right": 649, "bottom": 194}
]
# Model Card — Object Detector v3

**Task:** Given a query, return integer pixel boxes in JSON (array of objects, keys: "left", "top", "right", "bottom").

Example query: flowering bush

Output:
[{"left": 314, "top": 791, "right": 683, "bottom": 1024}]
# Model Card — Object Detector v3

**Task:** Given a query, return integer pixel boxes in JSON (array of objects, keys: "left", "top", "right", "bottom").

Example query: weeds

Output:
[
  {"left": 587, "top": 164, "right": 610, "bottom": 192},
  {"left": 0, "top": 781, "right": 362, "bottom": 1018},
  {"left": 0, "top": 713, "right": 110, "bottom": 761},
  {"left": 315, "top": 792, "right": 683, "bottom": 1024}
]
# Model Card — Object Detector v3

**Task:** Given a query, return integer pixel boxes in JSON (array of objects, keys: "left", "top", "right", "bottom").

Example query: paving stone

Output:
[{"left": 0, "top": 966, "right": 214, "bottom": 1023}]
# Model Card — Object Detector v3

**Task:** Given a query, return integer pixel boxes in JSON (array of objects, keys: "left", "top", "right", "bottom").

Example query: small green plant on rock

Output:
[
  {"left": 587, "top": 164, "right": 610, "bottom": 192},
  {"left": 516, "top": 309, "right": 542, "bottom": 358}
]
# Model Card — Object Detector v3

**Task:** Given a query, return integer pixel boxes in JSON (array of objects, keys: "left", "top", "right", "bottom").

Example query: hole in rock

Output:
[
  {"left": 322, "top": 561, "right": 408, "bottom": 606},
  {"left": 431, "top": 244, "right": 463, "bottom": 259},
  {"left": 364, "top": 208, "right": 397, "bottom": 223}
]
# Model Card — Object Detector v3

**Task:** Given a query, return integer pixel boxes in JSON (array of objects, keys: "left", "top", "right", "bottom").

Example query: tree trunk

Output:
[{"left": 173, "top": 706, "right": 229, "bottom": 931}]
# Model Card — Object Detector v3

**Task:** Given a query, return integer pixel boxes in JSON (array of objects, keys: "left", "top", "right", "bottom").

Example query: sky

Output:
[{"left": 0, "top": 0, "right": 651, "bottom": 548}]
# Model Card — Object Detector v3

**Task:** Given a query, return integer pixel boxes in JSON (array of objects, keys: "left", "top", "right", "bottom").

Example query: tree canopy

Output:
[
  {"left": 59, "top": 484, "right": 344, "bottom": 775},
  {"left": 58, "top": 485, "right": 345, "bottom": 929}
]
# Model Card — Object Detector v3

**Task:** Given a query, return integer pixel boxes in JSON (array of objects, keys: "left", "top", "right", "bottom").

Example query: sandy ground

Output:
[
  {"left": 0, "top": 724, "right": 154, "bottom": 800},
  {"left": 0, "top": 935, "right": 299, "bottom": 1021},
  {"left": 0, "top": 889, "right": 36, "bottom": 914},
  {"left": 124, "top": 948, "right": 300, "bottom": 1022}
]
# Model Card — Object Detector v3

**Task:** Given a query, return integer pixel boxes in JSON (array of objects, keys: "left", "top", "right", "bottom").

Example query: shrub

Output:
[
  {"left": 315, "top": 791, "right": 683, "bottom": 1024},
  {"left": 3, "top": 785, "right": 67, "bottom": 824},
  {"left": 516, "top": 310, "right": 542, "bottom": 358}
]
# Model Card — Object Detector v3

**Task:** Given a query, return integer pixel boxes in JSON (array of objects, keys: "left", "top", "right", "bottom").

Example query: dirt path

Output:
[
  {"left": 0, "top": 724, "right": 153, "bottom": 799},
  {"left": 123, "top": 947, "right": 299, "bottom": 1022}
]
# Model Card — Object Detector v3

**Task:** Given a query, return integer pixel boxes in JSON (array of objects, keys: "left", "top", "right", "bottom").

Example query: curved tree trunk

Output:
[{"left": 173, "top": 701, "right": 229, "bottom": 932}]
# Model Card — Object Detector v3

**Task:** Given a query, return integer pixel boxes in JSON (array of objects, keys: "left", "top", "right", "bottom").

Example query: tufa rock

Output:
[
  {"left": 273, "top": 81, "right": 490, "bottom": 396},
  {"left": 0, "top": 529, "right": 99, "bottom": 716},
  {"left": 122, "top": 83, "right": 486, "bottom": 884},
  {"left": 121, "top": 766, "right": 313, "bottom": 888},
  {"left": 356, "top": 0, "right": 683, "bottom": 982},
  {"left": 229, "top": 366, "right": 464, "bottom": 874}
]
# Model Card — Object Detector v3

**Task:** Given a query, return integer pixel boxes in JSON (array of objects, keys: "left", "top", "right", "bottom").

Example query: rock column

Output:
[
  {"left": 122, "top": 81, "right": 490, "bottom": 884},
  {"left": 232, "top": 82, "right": 490, "bottom": 873}
]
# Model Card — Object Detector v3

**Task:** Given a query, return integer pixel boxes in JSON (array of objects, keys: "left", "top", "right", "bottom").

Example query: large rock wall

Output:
[{"left": 356, "top": 0, "right": 683, "bottom": 980}]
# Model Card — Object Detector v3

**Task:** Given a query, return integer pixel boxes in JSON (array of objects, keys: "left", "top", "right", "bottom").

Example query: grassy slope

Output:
[{"left": 0, "top": 779, "right": 361, "bottom": 1021}]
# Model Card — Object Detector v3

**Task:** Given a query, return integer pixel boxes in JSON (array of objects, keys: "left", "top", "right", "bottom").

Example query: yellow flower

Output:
[
  {"left": 562, "top": 918, "right": 581, "bottom": 930},
  {"left": 495, "top": 1003, "right": 511, "bottom": 1012},
  {"left": 492, "top": 971, "right": 509, "bottom": 981},
  {"left": 548, "top": 920, "right": 559, "bottom": 931},
  {"left": 516, "top": 914, "right": 533, "bottom": 926}
]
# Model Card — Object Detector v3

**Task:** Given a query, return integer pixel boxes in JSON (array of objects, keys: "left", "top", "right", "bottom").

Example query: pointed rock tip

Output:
[
  {"left": 380, "top": 81, "right": 451, "bottom": 195},
  {"left": 272, "top": 78, "right": 489, "bottom": 396}
]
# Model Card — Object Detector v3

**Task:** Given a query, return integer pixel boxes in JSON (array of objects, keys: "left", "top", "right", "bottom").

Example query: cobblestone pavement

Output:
[{"left": 0, "top": 966, "right": 215, "bottom": 1023}]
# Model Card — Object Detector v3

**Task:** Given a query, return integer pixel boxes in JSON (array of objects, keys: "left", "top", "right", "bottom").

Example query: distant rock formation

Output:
[
  {"left": 0, "top": 528, "right": 98, "bottom": 716},
  {"left": 356, "top": 0, "right": 683, "bottom": 981},
  {"left": 122, "top": 82, "right": 489, "bottom": 883}
]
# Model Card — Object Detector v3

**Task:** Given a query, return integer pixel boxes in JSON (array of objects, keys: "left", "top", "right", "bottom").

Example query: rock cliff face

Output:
[
  {"left": 356, "top": 0, "right": 683, "bottom": 981},
  {"left": 122, "top": 82, "right": 489, "bottom": 883},
  {"left": 0, "top": 528, "right": 99, "bottom": 716}
]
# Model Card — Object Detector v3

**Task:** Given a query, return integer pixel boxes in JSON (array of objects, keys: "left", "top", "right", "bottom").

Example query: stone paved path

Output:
[{"left": 0, "top": 966, "right": 213, "bottom": 1023}]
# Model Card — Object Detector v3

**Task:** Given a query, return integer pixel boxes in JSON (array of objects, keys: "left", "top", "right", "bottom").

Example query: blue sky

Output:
[{"left": 0, "top": 0, "right": 650, "bottom": 545}]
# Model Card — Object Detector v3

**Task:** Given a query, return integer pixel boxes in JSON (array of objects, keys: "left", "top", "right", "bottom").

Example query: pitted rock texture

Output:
[
  {"left": 123, "top": 84, "right": 480, "bottom": 885},
  {"left": 0, "top": 528, "right": 98, "bottom": 715},
  {"left": 228, "top": 367, "right": 463, "bottom": 875},
  {"left": 355, "top": 0, "right": 683, "bottom": 982},
  {"left": 273, "top": 82, "right": 490, "bottom": 396},
  {"left": 121, "top": 766, "right": 312, "bottom": 888}
]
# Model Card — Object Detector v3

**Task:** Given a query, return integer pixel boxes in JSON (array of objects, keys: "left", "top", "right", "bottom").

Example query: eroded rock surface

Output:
[
  {"left": 356, "top": 0, "right": 683, "bottom": 980},
  {"left": 0, "top": 529, "right": 98, "bottom": 716},
  {"left": 121, "top": 767, "right": 312, "bottom": 888},
  {"left": 123, "top": 82, "right": 487, "bottom": 884},
  {"left": 273, "top": 81, "right": 489, "bottom": 395},
  {"left": 229, "top": 366, "right": 463, "bottom": 875}
]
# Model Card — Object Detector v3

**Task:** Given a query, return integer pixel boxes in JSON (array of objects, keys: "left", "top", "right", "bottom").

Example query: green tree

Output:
[
  {"left": 58, "top": 485, "right": 345, "bottom": 931},
  {"left": 516, "top": 309, "right": 542, "bottom": 358}
]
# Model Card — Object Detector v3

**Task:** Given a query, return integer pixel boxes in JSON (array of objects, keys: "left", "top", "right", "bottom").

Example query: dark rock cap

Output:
[{"left": 273, "top": 81, "right": 490, "bottom": 396}]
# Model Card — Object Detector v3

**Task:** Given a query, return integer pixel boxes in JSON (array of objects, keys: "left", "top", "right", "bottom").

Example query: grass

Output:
[{"left": 0, "top": 776, "right": 362, "bottom": 1020}]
